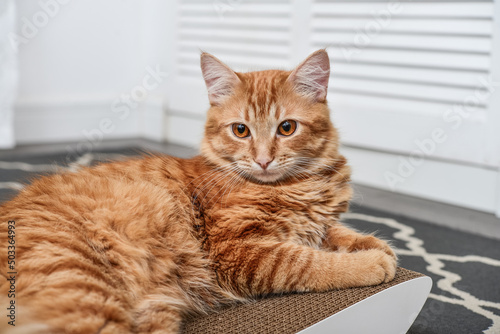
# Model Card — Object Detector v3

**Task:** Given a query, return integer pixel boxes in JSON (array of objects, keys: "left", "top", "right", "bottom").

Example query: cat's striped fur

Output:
[{"left": 0, "top": 50, "right": 396, "bottom": 333}]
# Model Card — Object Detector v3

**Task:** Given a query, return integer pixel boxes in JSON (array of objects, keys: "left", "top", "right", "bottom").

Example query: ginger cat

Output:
[{"left": 0, "top": 50, "right": 396, "bottom": 334}]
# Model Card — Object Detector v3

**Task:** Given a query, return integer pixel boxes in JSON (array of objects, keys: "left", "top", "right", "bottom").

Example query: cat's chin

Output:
[{"left": 249, "top": 170, "right": 284, "bottom": 183}]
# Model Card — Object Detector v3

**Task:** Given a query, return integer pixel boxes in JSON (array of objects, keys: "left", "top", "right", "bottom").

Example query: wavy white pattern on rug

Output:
[
  {"left": 343, "top": 212, "right": 500, "bottom": 334},
  {"left": 0, "top": 161, "right": 62, "bottom": 172},
  {"left": 0, "top": 153, "right": 128, "bottom": 173},
  {"left": 0, "top": 181, "right": 24, "bottom": 190},
  {"left": 0, "top": 153, "right": 127, "bottom": 190}
]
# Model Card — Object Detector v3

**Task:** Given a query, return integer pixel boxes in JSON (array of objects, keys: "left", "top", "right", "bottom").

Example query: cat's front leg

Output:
[
  {"left": 210, "top": 240, "right": 396, "bottom": 297},
  {"left": 324, "top": 223, "right": 397, "bottom": 260},
  {"left": 134, "top": 296, "right": 183, "bottom": 334}
]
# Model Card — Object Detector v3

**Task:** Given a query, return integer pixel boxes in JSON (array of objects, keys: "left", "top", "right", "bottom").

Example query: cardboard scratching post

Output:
[{"left": 182, "top": 267, "right": 431, "bottom": 334}]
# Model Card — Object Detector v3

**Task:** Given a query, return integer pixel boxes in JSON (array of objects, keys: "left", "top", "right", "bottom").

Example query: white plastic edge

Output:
[{"left": 298, "top": 276, "right": 433, "bottom": 334}]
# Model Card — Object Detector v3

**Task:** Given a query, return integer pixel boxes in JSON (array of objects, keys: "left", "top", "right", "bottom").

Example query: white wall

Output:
[
  {"left": 13, "top": 0, "right": 174, "bottom": 146},
  {"left": 0, "top": 0, "right": 17, "bottom": 149}
]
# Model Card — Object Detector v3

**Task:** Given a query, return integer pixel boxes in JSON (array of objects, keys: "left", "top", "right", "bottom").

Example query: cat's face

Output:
[{"left": 200, "top": 50, "right": 339, "bottom": 184}]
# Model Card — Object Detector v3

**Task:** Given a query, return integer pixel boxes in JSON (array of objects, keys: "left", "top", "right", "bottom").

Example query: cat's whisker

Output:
[
  {"left": 190, "top": 170, "right": 229, "bottom": 201},
  {"left": 220, "top": 169, "right": 244, "bottom": 200},
  {"left": 189, "top": 162, "right": 239, "bottom": 187},
  {"left": 190, "top": 163, "right": 240, "bottom": 200},
  {"left": 291, "top": 170, "right": 312, "bottom": 182},
  {"left": 295, "top": 165, "right": 340, "bottom": 193},
  {"left": 288, "top": 164, "right": 335, "bottom": 189},
  {"left": 221, "top": 170, "right": 246, "bottom": 209},
  {"left": 284, "top": 166, "right": 310, "bottom": 183},
  {"left": 291, "top": 157, "right": 346, "bottom": 178},
  {"left": 203, "top": 168, "right": 243, "bottom": 206},
  {"left": 293, "top": 157, "right": 342, "bottom": 168},
  {"left": 190, "top": 168, "right": 239, "bottom": 215},
  {"left": 194, "top": 171, "right": 234, "bottom": 205},
  {"left": 197, "top": 165, "right": 244, "bottom": 206},
  {"left": 217, "top": 174, "right": 243, "bottom": 208}
]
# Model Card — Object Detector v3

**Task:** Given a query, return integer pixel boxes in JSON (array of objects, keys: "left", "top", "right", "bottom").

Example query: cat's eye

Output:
[
  {"left": 277, "top": 120, "right": 297, "bottom": 136},
  {"left": 232, "top": 123, "right": 250, "bottom": 138}
]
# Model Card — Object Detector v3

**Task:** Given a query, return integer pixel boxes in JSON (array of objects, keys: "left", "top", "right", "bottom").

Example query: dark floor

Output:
[{"left": 1, "top": 144, "right": 499, "bottom": 333}]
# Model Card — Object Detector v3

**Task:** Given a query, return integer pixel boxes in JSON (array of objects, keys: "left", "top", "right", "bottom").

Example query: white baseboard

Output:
[
  {"left": 14, "top": 97, "right": 165, "bottom": 144},
  {"left": 0, "top": 121, "right": 15, "bottom": 149},
  {"left": 351, "top": 184, "right": 500, "bottom": 240},
  {"left": 140, "top": 98, "right": 165, "bottom": 142},
  {"left": 342, "top": 146, "right": 499, "bottom": 215}
]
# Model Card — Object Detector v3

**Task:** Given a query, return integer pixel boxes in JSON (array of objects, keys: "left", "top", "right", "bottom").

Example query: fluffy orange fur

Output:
[{"left": 0, "top": 50, "right": 396, "bottom": 334}]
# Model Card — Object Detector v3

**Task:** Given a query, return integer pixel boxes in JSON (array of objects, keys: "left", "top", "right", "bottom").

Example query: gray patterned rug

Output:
[{"left": 1, "top": 148, "right": 499, "bottom": 333}]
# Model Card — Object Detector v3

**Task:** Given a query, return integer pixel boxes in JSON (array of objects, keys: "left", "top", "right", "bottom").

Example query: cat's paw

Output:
[
  {"left": 372, "top": 237, "right": 397, "bottom": 261},
  {"left": 356, "top": 249, "right": 397, "bottom": 286}
]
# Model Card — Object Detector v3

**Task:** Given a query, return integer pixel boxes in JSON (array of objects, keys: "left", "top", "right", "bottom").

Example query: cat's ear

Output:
[
  {"left": 287, "top": 49, "right": 330, "bottom": 103},
  {"left": 200, "top": 52, "right": 240, "bottom": 105}
]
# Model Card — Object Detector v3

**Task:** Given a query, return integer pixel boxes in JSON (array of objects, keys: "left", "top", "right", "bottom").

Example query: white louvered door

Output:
[
  {"left": 167, "top": 0, "right": 500, "bottom": 215},
  {"left": 169, "top": 0, "right": 294, "bottom": 120},
  {"left": 310, "top": 1, "right": 498, "bottom": 168}
]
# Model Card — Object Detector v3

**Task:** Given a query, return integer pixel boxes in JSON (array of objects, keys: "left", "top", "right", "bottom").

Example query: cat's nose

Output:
[{"left": 255, "top": 157, "right": 273, "bottom": 170}]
